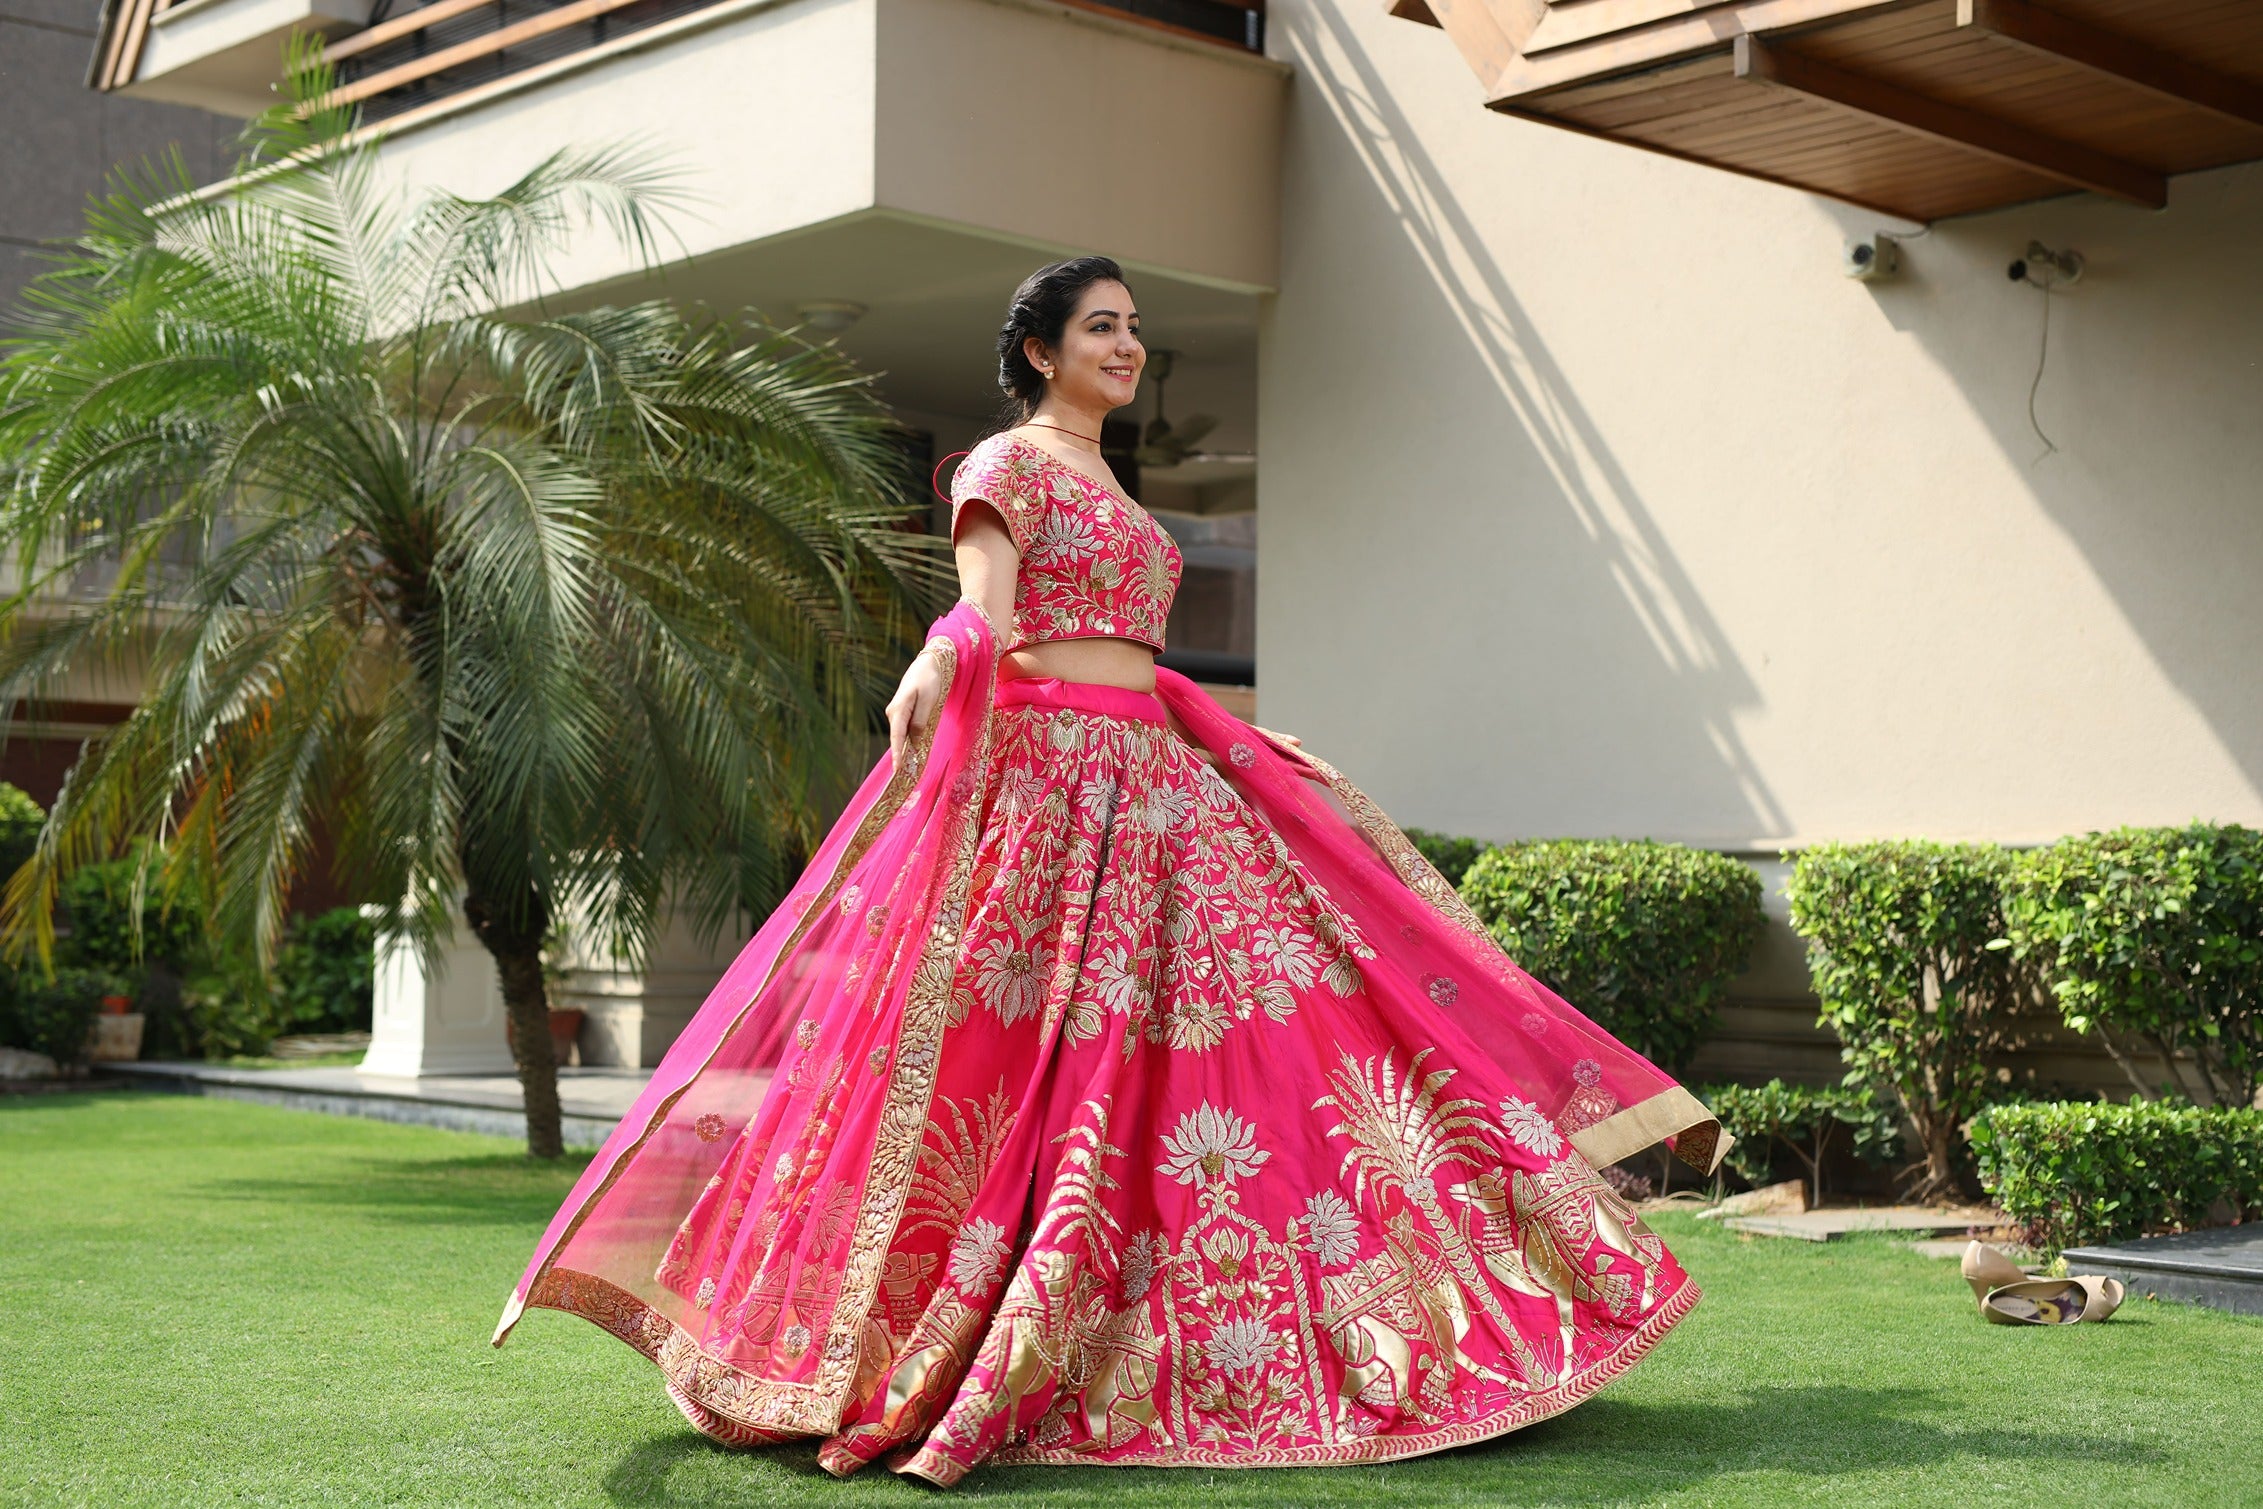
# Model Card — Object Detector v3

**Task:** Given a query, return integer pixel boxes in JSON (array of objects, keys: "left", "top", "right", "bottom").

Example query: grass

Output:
[{"left": 2, "top": 1094, "right": 2257, "bottom": 1508}]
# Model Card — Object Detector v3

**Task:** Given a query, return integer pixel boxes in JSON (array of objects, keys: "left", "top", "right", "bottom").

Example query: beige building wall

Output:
[
  {"left": 1258, "top": 0, "right": 2263, "bottom": 854},
  {"left": 335, "top": 0, "right": 1282, "bottom": 302}
]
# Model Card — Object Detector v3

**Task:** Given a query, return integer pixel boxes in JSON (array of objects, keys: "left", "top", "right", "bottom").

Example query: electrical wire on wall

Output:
[{"left": 2009, "top": 241, "right": 2084, "bottom": 461}]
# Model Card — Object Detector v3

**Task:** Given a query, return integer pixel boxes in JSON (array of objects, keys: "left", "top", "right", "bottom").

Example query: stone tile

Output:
[
  {"left": 0, "top": 0, "right": 104, "bottom": 36},
  {"left": 101, "top": 87, "right": 235, "bottom": 183},
  {"left": 1, "top": 239, "right": 53, "bottom": 325},
  {"left": 0, "top": 21, "right": 104, "bottom": 241}
]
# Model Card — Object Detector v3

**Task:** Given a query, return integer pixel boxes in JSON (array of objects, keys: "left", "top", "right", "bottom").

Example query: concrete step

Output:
[
  {"left": 109, "top": 1059, "right": 684, "bottom": 1148},
  {"left": 2063, "top": 1226, "right": 2263, "bottom": 1317}
]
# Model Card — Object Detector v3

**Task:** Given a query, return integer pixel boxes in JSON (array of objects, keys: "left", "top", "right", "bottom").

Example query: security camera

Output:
[
  {"left": 1844, "top": 234, "right": 1902, "bottom": 281},
  {"left": 2009, "top": 241, "right": 2083, "bottom": 288}
]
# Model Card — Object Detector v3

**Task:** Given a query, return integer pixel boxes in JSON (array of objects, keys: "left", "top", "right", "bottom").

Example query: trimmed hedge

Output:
[
  {"left": 1404, "top": 829, "right": 1486, "bottom": 889},
  {"left": 1460, "top": 840, "right": 1763, "bottom": 1074},
  {"left": 2003, "top": 823, "right": 2263, "bottom": 1109},
  {"left": 1705, "top": 1078, "right": 1902, "bottom": 1206},
  {"left": 1786, "top": 841, "right": 2035, "bottom": 1202},
  {"left": 1969, "top": 1100, "right": 2263, "bottom": 1254}
]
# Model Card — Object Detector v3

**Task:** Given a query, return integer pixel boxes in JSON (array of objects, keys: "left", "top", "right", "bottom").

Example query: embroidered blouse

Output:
[{"left": 949, "top": 431, "right": 1182, "bottom": 654}]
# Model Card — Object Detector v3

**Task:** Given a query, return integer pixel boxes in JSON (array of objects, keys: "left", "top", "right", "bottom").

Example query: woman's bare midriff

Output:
[{"left": 1000, "top": 636, "right": 1157, "bottom": 693}]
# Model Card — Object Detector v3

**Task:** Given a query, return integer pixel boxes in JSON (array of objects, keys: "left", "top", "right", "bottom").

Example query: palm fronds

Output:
[{"left": 0, "top": 52, "right": 941, "bottom": 1151}]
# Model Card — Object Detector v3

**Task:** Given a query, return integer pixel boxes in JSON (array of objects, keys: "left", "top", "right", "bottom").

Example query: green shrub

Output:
[
  {"left": 59, "top": 854, "right": 206, "bottom": 974},
  {"left": 273, "top": 907, "right": 375, "bottom": 1034},
  {"left": 0, "top": 966, "right": 129, "bottom": 1066},
  {"left": 1786, "top": 841, "right": 2035, "bottom": 1202},
  {"left": 1969, "top": 1100, "right": 2263, "bottom": 1254},
  {"left": 1404, "top": 828, "right": 1485, "bottom": 888},
  {"left": 1705, "top": 1078, "right": 1903, "bottom": 1206},
  {"left": 54, "top": 850, "right": 304, "bottom": 1057},
  {"left": 0, "top": 782, "right": 43, "bottom": 889},
  {"left": 1460, "top": 840, "right": 1764, "bottom": 1074},
  {"left": 2002, "top": 823, "right": 2263, "bottom": 1109}
]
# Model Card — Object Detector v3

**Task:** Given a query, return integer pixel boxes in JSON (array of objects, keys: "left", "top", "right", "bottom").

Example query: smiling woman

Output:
[{"left": 498, "top": 255, "right": 1729, "bottom": 1488}]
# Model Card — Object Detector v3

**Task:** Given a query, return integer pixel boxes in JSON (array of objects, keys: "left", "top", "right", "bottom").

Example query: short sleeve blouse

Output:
[{"left": 948, "top": 432, "right": 1181, "bottom": 654}]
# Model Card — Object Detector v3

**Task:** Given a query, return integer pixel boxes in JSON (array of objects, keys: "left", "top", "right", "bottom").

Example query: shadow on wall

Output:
[
  {"left": 1815, "top": 171, "right": 2263, "bottom": 810},
  {"left": 1273, "top": 3, "right": 1789, "bottom": 846}
]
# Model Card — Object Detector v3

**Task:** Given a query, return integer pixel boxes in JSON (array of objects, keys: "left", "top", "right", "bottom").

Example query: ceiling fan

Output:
[{"left": 1133, "top": 350, "right": 1226, "bottom": 468}]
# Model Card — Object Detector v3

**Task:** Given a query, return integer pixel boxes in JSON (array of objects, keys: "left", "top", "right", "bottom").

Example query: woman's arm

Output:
[{"left": 884, "top": 505, "right": 1018, "bottom": 766}]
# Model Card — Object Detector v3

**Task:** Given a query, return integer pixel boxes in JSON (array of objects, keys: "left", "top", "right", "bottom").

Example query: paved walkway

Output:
[
  {"left": 1722, "top": 1205, "right": 2007, "bottom": 1242},
  {"left": 112, "top": 1060, "right": 660, "bottom": 1147}
]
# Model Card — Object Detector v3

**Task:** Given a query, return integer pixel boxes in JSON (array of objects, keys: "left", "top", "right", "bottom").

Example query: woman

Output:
[{"left": 495, "top": 257, "right": 1725, "bottom": 1485}]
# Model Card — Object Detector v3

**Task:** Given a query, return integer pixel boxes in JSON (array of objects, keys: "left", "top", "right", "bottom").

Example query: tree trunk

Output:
[
  {"left": 2092, "top": 1023, "right": 2161, "bottom": 1101},
  {"left": 464, "top": 892, "right": 562, "bottom": 1159},
  {"left": 1903, "top": 1110, "right": 1959, "bottom": 1206}
]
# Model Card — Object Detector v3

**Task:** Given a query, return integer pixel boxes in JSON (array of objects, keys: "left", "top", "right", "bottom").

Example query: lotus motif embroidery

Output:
[
  {"left": 1302, "top": 1189, "right": 1361, "bottom": 1267},
  {"left": 948, "top": 1217, "right": 1013, "bottom": 1296},
  {"left": 1159, "top": 1102, "right": 1270, "bottom": 1188},
  {"left": 1203, "top": 1316, "right": 1278, "bottom": 1375}
]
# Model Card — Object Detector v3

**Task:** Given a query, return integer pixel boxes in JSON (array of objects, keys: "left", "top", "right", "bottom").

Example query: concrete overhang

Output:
[
  {"left": 125, "top": 0, "right": 375, "bottom": 115},
  {"left": 129, "top": 0, "right": 1288, "bottom": 295}
]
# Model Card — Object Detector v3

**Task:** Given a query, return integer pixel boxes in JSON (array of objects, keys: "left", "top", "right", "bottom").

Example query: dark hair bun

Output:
[{"left": 993, "top": 256, "right": 1130, "bottom": 425}]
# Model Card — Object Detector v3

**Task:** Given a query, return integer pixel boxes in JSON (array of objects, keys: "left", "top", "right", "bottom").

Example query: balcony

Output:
[
  {"left": 1392, "top": 0, "right": 2263, "bottom": 222},
  {"left": 95, "top": 0, "right": 1265, "bottom": 121}
]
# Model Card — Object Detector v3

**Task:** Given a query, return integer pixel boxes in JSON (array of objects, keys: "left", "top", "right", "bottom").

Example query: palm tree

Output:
[{"left": 0, "top": 58, "right": 941, "bottom": 1155}]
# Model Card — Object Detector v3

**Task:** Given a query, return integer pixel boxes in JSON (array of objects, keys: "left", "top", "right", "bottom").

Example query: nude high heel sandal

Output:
[
  {"left": 1961, "top": 1240, "right": 2029, "bottom": 1302},
  {"left": 1979, "top": 1275, "right": 2127, "bottom": 1326}
]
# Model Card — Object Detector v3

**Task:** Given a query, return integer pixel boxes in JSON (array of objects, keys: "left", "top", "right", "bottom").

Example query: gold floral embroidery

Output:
[
  {"left": 517, "top": 662, "right": 1718, "bottom": 1472},
  {"left": 950, "top": 433, "right": 1180, "bottom": 653},
  {"left": 901, "top": 1080, "right": 1018, "bottom": 1249}
]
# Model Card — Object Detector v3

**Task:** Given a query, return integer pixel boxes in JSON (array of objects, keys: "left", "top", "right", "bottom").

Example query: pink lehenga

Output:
[{"left": 495, "top": 434, "right": 1727, "bottom": 1486}]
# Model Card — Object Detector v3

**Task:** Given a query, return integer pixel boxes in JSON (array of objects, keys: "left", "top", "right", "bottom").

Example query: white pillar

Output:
[
  {"left": 359, "top": 925, "right": 518, "bottom": 1077},
  {"left": 555, "top": 909, "right": 741, "bottom": 1069}
]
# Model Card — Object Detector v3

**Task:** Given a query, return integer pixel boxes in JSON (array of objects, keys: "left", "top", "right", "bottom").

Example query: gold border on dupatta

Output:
[
  {"left": 495, "top": 632, "right": 975, "bottom": 1355},
  {"left": 1299, "top": 753, "right": 1729, "bottom": 1177},
  {"left": 533, "top": 634, "right": 1000, "bottom": 1437}
]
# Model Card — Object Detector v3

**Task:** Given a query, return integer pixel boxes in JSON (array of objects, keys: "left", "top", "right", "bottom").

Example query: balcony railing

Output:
[
  {"left": 329, "top": 0, "right": 1264, "bottom": 124},
  {"left": 94, "top": 0, "right": 1263, "bottom": 120}
]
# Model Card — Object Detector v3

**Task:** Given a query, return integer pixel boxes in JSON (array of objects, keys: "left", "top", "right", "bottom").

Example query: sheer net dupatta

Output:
[
  {"left": 1153, "top": 669, "right": 1729, "bottom": 1179},
  {"left": 492, "top": 602, "right": 1000, "bottom": 1436}
]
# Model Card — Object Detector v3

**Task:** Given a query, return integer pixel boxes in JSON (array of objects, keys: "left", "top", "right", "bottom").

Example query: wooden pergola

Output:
[{"left": 1391, "top": 0, "right": 2263, "bottom": 221}]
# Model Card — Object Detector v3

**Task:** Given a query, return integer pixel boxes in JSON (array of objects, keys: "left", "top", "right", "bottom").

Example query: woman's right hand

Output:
[{"left": 886, "top": 647, "right": 949, "bottom": 769}]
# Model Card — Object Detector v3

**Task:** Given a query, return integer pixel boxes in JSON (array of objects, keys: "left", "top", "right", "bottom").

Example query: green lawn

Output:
[{"left": 2, "top": 1094, "right": 2256, "bottom": 1508}]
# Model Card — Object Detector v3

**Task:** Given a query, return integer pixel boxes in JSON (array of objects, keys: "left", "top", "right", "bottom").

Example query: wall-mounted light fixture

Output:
[
  {"left": 2008, "top": 242, "right": 2083, "bottom": 288},
  {"left": 794, "top": 300, "right": 867, "bottom": 335}
]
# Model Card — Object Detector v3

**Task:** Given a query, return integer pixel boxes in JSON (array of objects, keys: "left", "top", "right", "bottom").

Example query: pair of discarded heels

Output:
[{"left": 1962, "top": 1240, "right": 2125, "bottom": 1325}]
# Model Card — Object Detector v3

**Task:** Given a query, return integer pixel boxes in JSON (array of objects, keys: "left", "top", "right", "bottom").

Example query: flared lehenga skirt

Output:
[{"left": 584, "top": 676, "right": 1701, "bottom": 1484}]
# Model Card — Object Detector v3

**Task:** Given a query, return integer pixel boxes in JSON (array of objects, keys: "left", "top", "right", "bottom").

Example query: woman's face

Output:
[{"left": 1028, "top": 280, "right": 1143, "bottom": 413}]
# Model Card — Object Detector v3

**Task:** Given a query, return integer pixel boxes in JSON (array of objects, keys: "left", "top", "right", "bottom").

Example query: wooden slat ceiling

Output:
[{"left": 1392, "top": 0, "right": 2263, "bottom": 221}]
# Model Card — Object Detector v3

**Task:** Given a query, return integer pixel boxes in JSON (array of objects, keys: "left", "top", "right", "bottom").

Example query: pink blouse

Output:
[{"left": 949, "top": 432, "right": 1182, "bottom": 654}]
